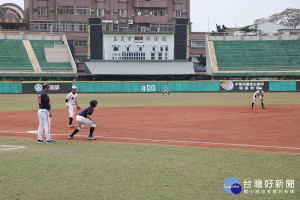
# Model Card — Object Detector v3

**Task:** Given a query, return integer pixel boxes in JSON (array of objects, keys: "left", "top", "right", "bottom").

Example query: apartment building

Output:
[{"left": 24, "top": 0, "right": 190, "bottom": 64}]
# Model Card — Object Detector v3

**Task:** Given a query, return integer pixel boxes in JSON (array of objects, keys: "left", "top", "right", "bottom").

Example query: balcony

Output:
[{"left": 134, "top": 0, "right": 168, "bottom": 8}]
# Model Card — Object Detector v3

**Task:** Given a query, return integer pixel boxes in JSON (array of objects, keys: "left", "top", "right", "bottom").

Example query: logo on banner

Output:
[
  {"left": 220, "top": 81, "right": 234, "bottom": 91},
  {"left": 34, "top": 84, "right": 43, "bottom": 92}
]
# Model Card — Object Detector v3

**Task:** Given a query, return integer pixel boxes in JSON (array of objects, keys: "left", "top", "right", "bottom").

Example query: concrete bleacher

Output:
[
  {"left": 30, "top": 40, "right": 73, "bottom": 72},
  {"left": 208, "top": 38, "right": 300, "bottom": 78},
  {"left": 214, "top": 40, "right": 300, "bottom": 71},
  {"left": 0, "top": 32, "right": 77, "bottom": 80},
  {"left": 0, "top": 40, "right": 34, "bottom": 72}
]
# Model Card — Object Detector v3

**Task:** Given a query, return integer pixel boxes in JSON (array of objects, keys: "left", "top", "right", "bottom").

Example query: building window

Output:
[
  {"left": 57, "top": 6, "right": 74, "bottom": 14},
  {"left": 161, "top": 10, "right": 167, "bottom": 16},
  {"left": 74, "top": 56, "right": 87, "bottom": 63},
  {"left": 165, "top": 53, "right": 168, "bottom": 60},
  {"left": 76, "top": 6, "right": 91, "bottom": 15},
  {"left": 191, "top": 40, "right": 205, "bottom": 48},
  {"left": 97, "top": 9, "right": 105, "bottom": 17},
  {"left": 122, "top": 52, "right": 145, "bottom": 60},
  {"left": 127, "top": 47, "right": 130, "bottom": 51},
  {"left": 139, "top": 47, "right": 143, "bottom": 51},
  {"left": 160, "top": 46, "right": 163, "bottom": 51},
  {"left": 113, "top": 46, "right": 119, "bottom": 51},
  {"left": 173, "top": 0, "right": 183, "bottom": 3},
  {"left": 118, "top": 9, "right": 128, "bottom": 18},
  {"left": 75, "top": 23, "right": 87, "bottom": 31},
  {"left": 38, "top": 7, "right": 48, "bottom": 16},
  {"left": 158, "top": 53, "right": 162, "bottom": 60},
  {"left": 165, "top": 45, "right": 168, "bottom": 51},
  {"left": 151, "top": 53, "right": 155, "bottom": 60},
  {"left": 74, "top": 40, "right": 87, "bottom": 47},
  {"left": 173, "top": 10, "right": 182, "bottom": 18},
  {"left": 30, "top": 21, "right": 87, "bottom": 32}
]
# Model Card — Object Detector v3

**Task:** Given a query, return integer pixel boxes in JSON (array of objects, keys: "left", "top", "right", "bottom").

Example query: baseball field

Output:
[{"left": 0, "top": 92, "right": 299, "bottom": 200}]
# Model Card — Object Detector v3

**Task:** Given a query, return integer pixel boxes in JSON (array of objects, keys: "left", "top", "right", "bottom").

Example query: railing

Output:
[
  {"left": 0, "top": 31, "right": 63, "bottom": 40},
  {"left": 103, "top": 24, "right": 175, "bottom": 33},
  {"left": 208, "top": 33, "right": 300, "bottom": 41}
]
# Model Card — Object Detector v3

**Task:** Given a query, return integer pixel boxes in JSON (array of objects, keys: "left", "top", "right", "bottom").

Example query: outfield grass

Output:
[
  {"left": 0, "top": 137, "right": 299, "bottom": 200},
  {"left": 0, "top": 92, "right": 299, "bottom": 112}
]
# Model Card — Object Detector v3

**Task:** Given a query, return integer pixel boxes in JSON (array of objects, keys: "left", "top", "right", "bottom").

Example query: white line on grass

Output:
[
  {"left": 52, "top": 134, "right": 300, "bottom": 151},
  {"left": 0, "top": 145, "right": 26, "bottom": 151},
  {"left": 0, "top": 130, "right": 299, "bottom": 151}
]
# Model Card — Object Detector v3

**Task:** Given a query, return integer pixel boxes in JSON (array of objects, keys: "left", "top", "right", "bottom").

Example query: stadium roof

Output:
[{"left": 85, "top": 61, "right": 195, "bottom": 75}]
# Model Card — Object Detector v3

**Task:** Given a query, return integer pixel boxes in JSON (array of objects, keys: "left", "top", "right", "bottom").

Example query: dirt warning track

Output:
[{"left": 0, "top": 105, "right": 299, "bottom": 153}]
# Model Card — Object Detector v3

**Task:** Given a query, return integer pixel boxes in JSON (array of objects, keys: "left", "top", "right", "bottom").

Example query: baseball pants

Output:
[
  {"left": 76, "top": 115, "right": 96, "bottom": 131},
  {"left": 37, "top": 109, "right": 51, "bottom": 141}
]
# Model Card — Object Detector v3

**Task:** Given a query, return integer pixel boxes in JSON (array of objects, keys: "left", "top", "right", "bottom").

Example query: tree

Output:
[
  {"left": 254, "top": 18, "right": 268, "bottom": 24},
  {"left": 254, "top": 8, "right": 300, "bottom": 28}
]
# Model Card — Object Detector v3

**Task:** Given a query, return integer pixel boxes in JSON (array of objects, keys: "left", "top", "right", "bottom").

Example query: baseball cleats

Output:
[
  {"left": 68, "top": 135, "right": 74, "bottom": 139},
  {"left": 262, "top": 107, "right": 266, "bottom": 109},
  {"left": 68, "top": 124, "right": 74, "bottom": 128},
  {"left": 46, "top": 140, "right": 56, "bottom": 144},
  {"left": 37, "top": 140, "right": 44, "bottom": 143},
  {"left": 88, "top": 136, "right": 96, "bottom": 140}
]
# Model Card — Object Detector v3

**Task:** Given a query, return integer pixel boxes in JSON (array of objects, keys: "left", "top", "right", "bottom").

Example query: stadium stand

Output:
[
  {"left": 0, "top": 40, "right": 34, "bottom": 72},
  {"left": 207, "top": 36, "right": 300, "bottom": 79},
  {"left": 30, "top": 40, "right": 73, "bottom": 72},
  {"left": 0, "top": 32, "right": 77, "bottom": 81}
]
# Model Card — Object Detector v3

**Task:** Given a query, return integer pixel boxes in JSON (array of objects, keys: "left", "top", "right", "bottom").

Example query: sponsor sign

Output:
[
  {"left": 22, "top": 83, "right": 72, "bottom": 94},
  {"left": 220, "top": 81, "right": 269, "bottom": 92}
]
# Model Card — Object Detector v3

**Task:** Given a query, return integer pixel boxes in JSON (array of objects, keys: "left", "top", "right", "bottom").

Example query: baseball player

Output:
[
  {"left": 66, "top": 85, "right": 81, "bottom": 127},
  {"left": 37, "top": 83, "right": 56, "bottom": 143},
  {"left": 162, "top": 85, "right": 169, "bottom": 95},
  {"left": 251, "top": 87, "right": 266, "bottom": 109},
  {"left": 68, "top": 100, "right": 98, "bottom": 140}
]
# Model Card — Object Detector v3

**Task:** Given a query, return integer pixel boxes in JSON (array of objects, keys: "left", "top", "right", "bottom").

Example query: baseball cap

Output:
[{"left": 72, "top": 85, "right": 77, "bottom": 89}]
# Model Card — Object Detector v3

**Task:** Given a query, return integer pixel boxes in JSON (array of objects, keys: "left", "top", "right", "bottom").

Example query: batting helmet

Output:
[
  {"left": 72, "top": 85, "right": 77, "bottom": 89},
  {"left": 42, "top": 83, "right": 50, "bottom": 88},
  {"left": 90, "top": 100, "right": 98, "bottom": 107}
]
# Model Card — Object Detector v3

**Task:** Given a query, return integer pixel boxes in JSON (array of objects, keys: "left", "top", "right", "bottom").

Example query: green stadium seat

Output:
[
  {"left": 214, "top": 40, "right": 300, "bottom": 72},
  {"left": 29, "top": 40, "right": 73, "bottom": 72},
  {"left": 0, "top": 40, "right": 34, "bottom": 71}
]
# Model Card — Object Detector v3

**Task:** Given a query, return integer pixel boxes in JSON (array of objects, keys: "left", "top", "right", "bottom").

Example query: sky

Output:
[{"left": 1, "top": 0, "right": 299, "bottom": 32}]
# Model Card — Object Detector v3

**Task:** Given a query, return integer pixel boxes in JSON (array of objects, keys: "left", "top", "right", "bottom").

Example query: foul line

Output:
[
  {"left": 53, "top": 134, "right": 300, "bottom": 151},
  {"left": 0, "top": 130, "right": 300, "bottom": 151},
  {"left": 0, "top": 145, "right": 26, "bottom": 151}
]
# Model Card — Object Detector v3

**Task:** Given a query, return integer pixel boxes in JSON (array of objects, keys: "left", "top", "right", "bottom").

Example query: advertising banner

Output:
[
  {"left": 220, "top": 81, "right": 269, "bottom": 92},
  {"left": 22, "top": 83, "right": 72, "bottom": 94}
]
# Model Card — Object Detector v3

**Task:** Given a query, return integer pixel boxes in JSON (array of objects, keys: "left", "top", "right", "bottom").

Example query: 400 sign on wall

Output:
[{"left": 141, "top": 85, "right": 156, "bottom": 92}]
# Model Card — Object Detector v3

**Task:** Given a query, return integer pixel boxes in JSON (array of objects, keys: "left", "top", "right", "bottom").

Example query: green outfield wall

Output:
[{"left": 0, "top": 81, "right": 299, "bottom": 94}]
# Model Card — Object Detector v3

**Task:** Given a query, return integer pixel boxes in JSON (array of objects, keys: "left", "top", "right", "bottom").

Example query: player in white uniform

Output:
[
  {"left": 162, "top": 85, "right": 169, "bottom": 95},
  {"left": 251, "top": 87, "right": 266, "bottom": 109},
  {"left": 66, "top": 85, "right": 81, "bottom": 127}
]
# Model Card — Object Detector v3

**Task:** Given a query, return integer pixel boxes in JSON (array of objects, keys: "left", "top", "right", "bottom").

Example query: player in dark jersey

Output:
[
  {"left": 37, "top": 83, "right": 56, "bottom": 143},
  {"left": 68, "top": 100, "right": 98, "bottom": 140}
]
